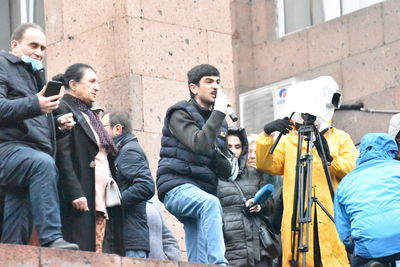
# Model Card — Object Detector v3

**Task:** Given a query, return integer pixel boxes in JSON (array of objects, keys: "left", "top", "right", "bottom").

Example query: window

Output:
[
  {"left": 240, "top": 78, "right": 298, "bottom": 135},
  {"left": 0, "top": 0, "right": 44, "bottom": 51},
  {"left": 279, "top": 0, "right": 384, "bottom": 35}
]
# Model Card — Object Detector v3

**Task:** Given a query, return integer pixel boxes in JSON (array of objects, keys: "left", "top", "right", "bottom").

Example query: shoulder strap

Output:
[{"left": 232, "top": 180, "right": 247, "bottom": 204}]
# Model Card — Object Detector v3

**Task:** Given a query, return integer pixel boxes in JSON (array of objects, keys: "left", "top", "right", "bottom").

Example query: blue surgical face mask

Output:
[
  {"left": 21, "top": 54, "right": 43, "bottom": 71},
  {"left": 18, "top": 45, "right": 43, "bottom": 71}
]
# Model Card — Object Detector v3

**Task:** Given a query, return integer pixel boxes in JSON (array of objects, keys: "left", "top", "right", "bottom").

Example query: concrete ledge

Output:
[{"left": 0, "top": 244, "right": 214, "bottom": 267}]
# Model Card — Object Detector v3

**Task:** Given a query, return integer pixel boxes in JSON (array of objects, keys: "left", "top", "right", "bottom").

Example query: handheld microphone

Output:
[
  {"left": 253, "top": 184, "right": 274, "bottom": 205},
  {"left": 227, "top": 105, "right": 238, "bottom": 122}
]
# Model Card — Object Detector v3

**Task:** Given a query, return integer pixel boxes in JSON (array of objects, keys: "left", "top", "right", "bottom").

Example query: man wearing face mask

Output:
[
  {"left": 256, "top": 76, "right": 358, "bottom": 266},
  {"left": 0, "top": 23, "right": 78, "bottom": 249}
]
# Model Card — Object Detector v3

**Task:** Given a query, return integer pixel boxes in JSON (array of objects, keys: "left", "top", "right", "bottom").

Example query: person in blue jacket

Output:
[{"left": 334, "top": 133, "right": 400, "bottom": 267}]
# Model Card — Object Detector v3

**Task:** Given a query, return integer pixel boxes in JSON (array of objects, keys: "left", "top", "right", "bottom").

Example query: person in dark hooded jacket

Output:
[{"left": 217, "top": 127, "right": 281, "bottom": 267}]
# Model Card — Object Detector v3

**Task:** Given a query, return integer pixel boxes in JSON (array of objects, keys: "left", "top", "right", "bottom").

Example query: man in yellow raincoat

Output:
[{"left": 256, "top": 77, "right": 358, "bottom": 267}]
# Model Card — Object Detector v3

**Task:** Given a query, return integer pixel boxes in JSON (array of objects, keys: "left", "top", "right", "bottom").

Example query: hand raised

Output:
[
  {"left": 263, "top": 117, "right": 294, "bottom": 135},
  {"left": 37, "top": 86, "right": 61, "bottom": 114}
]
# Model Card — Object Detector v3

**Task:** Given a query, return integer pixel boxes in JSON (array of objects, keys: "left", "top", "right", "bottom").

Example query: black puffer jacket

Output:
[{"left": 217, "top": 127, "right": 275, "bottom": 267}]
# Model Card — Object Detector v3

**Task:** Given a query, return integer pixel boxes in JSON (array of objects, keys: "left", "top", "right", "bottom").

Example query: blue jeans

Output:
[
  {"left": 164, "top": 183, "right": 228, "bottom": 265},
  {"left": 125, "top": 250, "right": 148, "bottom": 258},
  {"left": 0, "top": 144, "right": 62, "bottom": 245}
]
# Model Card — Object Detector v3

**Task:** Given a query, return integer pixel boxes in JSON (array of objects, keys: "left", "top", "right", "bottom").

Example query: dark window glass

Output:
[{"left": 0, "top": 0, "right": 44, "bottom": 51}]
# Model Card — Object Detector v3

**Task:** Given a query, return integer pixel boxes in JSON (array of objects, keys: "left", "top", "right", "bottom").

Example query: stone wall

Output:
[
  {"left": 40, "top": 0, "right": 400, "bottom": 262},
  {"left": 233, "top": 0, "right": 400, "bottom": 143},
  {"left": 43, "top": 0, "right": 239, "bottom": 259},
  {"left": 0, "top": 244, "right": 214, "bottom": 267}
]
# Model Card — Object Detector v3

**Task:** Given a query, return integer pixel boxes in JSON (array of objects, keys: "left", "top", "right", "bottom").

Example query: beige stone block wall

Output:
[
  {"left": 233, "top": 0, "right": 400, "bottom": 143},
  {"left": 341, "top": 42, "right": 400, "bottom": 102},
  {"left": 141, "top": 77, "right": 188, "bottom": 134},
  {"left": 307, "top": 17, "right": 350, "bottom": 69},
  {"left": 253, "top": 31, "right": 309, "bottom": 85},
  {"left": 383, "top": 0, "right": 400, "bottom": 44},
  {"left": 348, "top": 4, "right": 383, "bottom": 56},
  {"left": 44, "top": 0, "right": 238, "bottom": 260},
  {"left": 140, "top": 0, "right": 232, "bottom": 34},
  {"left": 0, "top": 244, "right": 216, "bottom": 267}
]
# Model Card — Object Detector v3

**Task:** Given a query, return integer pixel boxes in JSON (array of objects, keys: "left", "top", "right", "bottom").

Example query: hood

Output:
[
  {"left": 357, "top": 133, "right": 398, "bottom": 165},
  {"left": 388, "top": 113, "right": 400, "bottom": 139},
  {"left": 228, "top": 127, "right": 248, "bottom": 172}
]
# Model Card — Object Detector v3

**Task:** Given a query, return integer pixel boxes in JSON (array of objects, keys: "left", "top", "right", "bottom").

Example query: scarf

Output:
[{"left": 65, "top": 94, "right": 118, "bottom": 155}]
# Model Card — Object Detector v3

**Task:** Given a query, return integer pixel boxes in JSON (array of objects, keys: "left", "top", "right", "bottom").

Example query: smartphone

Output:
[{"left": 44, "top": 80, "right": 63, "bottom": 97}]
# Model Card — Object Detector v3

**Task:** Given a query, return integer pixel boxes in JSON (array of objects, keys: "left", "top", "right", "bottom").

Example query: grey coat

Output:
[{"left": 146, "top": 199, "right": 181, "bottom": 261}]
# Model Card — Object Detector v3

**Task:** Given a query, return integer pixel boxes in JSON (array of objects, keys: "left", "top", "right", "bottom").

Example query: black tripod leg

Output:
[
  {"left": 313, "top": 197, "right": 334, "bottom": 222},
  {"left": 290, "top": 130, "right": 303, "bottom": 266},
  {"left": 313, "top": 205, "right": 323, "bottom": 267},
  {"left": 314, "top": 130, "right": 335, "bottom": 201}
]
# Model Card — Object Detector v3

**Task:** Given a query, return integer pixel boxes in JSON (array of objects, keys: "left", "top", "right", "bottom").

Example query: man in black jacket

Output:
[
  {"left": 102, "top": 112, "right": 155, "bottom": 258},
  {"left": 0, "top": 23, "right": 77, "bottom": 249},
  {"left": 156, "top": 64, "right": 231, "bottom": 265}
]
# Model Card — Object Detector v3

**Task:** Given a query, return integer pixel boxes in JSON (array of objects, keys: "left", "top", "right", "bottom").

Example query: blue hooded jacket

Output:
[{"left": 334, "top": 133, "right": 400, "bottom": 258}]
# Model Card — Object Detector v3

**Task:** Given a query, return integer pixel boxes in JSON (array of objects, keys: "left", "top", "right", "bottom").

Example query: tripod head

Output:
[{"left": 300, "top": 113, "right": 317, "bottom": 126}]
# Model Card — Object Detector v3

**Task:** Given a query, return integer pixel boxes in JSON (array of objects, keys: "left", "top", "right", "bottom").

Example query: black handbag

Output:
[
  {"left": 232, "top": 180, "right": 282, "bottom": 259},
  {"left": 256, "top": 218, "right": 282, "bottom": 258}
]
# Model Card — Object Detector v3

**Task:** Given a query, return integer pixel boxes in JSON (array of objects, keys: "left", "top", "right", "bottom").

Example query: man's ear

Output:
[
  {"left": 189, "top": 83, "right": 198, "bottom": 96},
  {"left": 116, "top": 124, "right": 124, "bottom": 135},
  {"left": 10, "top": 40, "right": 18, "bottom": 48},
  {"left": 10, "top": 40, "right": 18, "bottom": 53}
]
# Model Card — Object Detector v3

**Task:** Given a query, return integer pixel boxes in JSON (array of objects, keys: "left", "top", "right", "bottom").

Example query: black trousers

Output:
[{"left": 350, "top": 252, "right": 400, "bottom": 267}]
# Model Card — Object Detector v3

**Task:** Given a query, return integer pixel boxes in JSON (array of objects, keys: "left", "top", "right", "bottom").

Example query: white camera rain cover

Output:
[{"left": 284, "top": 76, "right": 339, "bottom": 124}]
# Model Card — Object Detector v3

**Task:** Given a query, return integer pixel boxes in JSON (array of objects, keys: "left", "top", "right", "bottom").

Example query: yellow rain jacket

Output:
[{"left": 256, "top": 127, "right": 358, "bottom": 267}]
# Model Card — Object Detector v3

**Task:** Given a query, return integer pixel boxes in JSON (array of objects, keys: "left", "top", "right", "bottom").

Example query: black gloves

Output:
[
  {"left": 314, "top": 133, "right": 333, "bottom": 163},
  {"left": 263, "top": 117, "right": 293, "bottom": 135}
]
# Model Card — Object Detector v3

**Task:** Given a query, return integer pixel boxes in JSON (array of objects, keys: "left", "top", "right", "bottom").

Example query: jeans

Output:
[
  {"left": 0, "top": 144, "right": 62, "bottom": 245},
  {"left": 125, "top": 250, "right": 148, "bottom": 258},
  {"left": 164, "top": 183, "right": 228, "bottom": 265}
]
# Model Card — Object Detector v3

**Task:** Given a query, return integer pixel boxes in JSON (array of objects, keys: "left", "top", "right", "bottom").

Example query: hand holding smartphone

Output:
[{"left": 44, "top": 80, "right": 63, "bottom": 98}]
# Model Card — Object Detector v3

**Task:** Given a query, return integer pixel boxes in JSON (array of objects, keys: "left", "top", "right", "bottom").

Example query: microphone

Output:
[
  {"left": 227, "top": 105, "right": 238, "bottom": 122},
  {"left": 253, "top": 184, "right": 274, "bottom": 205}
]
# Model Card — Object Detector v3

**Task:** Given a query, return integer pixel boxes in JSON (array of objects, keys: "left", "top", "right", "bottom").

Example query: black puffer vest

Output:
[{"left": 157, "top": 100, "right": 228, "bottom": 201}]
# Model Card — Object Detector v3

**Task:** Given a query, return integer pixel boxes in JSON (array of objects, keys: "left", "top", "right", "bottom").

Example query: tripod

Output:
[{"left": 289, "top": 114, "right": 335, "bottom": 267}]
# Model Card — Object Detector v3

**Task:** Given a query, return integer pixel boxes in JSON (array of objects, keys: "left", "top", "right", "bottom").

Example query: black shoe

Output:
[{"left": 46, "top": 238, "right": 79, "bottom": 250}]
